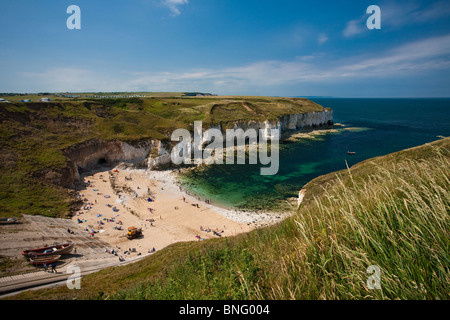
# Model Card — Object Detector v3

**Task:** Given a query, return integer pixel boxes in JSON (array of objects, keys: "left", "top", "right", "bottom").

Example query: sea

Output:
[{"left": 179, "top": 98, "right": 450, "bottom": 210}]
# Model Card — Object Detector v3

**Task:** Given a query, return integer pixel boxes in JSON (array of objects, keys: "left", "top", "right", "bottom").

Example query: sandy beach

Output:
[{"left": 72, "top": 167, "right": 286, "bottom": 259}]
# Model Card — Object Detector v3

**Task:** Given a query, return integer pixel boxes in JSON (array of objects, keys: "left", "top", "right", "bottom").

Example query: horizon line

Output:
[{"left": 1, "top": 92, "right": 450, "bottom": 99}]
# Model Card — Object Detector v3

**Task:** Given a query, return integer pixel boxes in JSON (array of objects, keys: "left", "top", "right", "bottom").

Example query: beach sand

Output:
[{"left": 72, "top": 167, "right": 285, "bottom": 259}]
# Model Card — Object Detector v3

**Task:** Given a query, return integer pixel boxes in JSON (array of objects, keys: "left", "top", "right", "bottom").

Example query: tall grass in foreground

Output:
[
  {"left": 270, "top": 146, "right": 449, "bottom": 299},
  {"left": 112, "top": 145, "right": 449, "bottom": 300}
]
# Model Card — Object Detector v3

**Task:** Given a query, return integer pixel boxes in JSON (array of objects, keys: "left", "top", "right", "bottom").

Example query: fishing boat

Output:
[
  {"left": 22, "top": 242, "right": 74, "bottom": 257},
  {"left": 347, "top": 151, "right": 356, "bottom": 155},
  {"left": 29, "top": 255, "right": 61, "bottom": 266}
]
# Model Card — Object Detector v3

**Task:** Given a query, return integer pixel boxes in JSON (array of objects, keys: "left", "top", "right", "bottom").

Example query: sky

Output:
[{"left": 0, "top": 0, "right": 449, "bottom": 97}]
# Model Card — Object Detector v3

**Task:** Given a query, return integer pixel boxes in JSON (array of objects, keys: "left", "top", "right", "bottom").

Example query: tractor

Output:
[{"left": 127, "top": 226, "right": 142, "bottom": 240}]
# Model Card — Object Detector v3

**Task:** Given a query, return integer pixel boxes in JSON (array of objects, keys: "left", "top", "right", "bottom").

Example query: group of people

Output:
[
  {"left": 200, "top": 226, "right": 225, "bottom": 237},
  {"left": 81, "top": 202, "right": 94, "bottom": 211},
  {"left": 43, "top": 262, "right": 57, "bottom": 273},
  {"left": 145, "top": 218, "right": 155, "bottom": 226},
  {"left": 181, "top": 196, "right": 200, "bottom": 208},
  {"left": 84, "top": 227, "right": 98, "bottom": 237},
  {"left": 105, "top": 248, "right": 118, "bottom": 255},
  {"left": 182, "top": 195, "right": 211, "bottom": 207},
  {"left": 101, "top": 245, "right": 156, "bottom": 262},
  {"left": 98, "top": 215, "right": 122, "bottom": 229},
  {"left": 74, "top": 170, "right": 175, "bottom": 262},
  {"left": 195, "top": 235, "right": 205, "bottom": 241}
]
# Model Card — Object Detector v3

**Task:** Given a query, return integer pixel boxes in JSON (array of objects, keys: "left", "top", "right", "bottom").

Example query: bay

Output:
[{"left": 179, "top": 98, "right": 450, "bottom": 210}]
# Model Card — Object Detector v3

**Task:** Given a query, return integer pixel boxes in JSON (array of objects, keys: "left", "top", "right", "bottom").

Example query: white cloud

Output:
[
  {"left": 318, "top": 33, "right": 328, "bottom": 44},
  {"left": 382, "top": 0, "right": 450, "bottom": 27},
  {"left": 343, "top": 17, "right": 366, "bottom": 37},
  {"left": 17, "top": 68, "right": 125, "bottom": 93},
  {"left": 162, "top": 0, "right": 189, "bottom": 16},
  {"left": 339, "top": 34, "right": 450, "bottom": 75},
  {"left": 122, "top": 34, "right": 450, "bottom": 92},
  {"left": 7, "top": 34, "right": 450, "bottom": 95}
]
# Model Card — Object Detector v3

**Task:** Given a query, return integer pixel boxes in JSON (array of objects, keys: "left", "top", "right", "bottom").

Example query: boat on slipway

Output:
[
  {"left": 22, "top": 242, "right": 74, "bottom": 258},
  {"left": 28, "top": 255, "right": 62, "bottom": 266}
]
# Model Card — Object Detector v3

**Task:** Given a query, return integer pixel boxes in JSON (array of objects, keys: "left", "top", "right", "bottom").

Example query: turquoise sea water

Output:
[{"left": 179, "top": 98, "right": 450, "bottom": 209}]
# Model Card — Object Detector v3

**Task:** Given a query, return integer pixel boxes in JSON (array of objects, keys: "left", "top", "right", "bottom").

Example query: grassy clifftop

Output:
[
  {"left": 9, "top": 137, "right": 449, "bottom": 300},
  {"left": 0, "top": 95, "right": 324, "bottom": 218}
]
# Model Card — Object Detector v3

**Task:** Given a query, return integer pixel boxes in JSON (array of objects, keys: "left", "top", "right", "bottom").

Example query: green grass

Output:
[
  {"left": 277, "top": 144, "right": 449, "bottom": 299},
  {"left": 110, "top": 137, "right": 450, "bottom": 300},
  {"left": 7, "top": 137, "right": 449, "bottom": 300}
]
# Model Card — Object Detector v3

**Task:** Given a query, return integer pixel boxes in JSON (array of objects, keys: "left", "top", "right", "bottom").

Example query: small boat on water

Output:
[
  {"left": 22, "top": 242, "right": 74, "bottom": 257},
  {"left": 29, "top": 255, "right": 61, "bottom": 266},
  {"left": 347, "top": 151, "right": 356, "bottom": 155}
]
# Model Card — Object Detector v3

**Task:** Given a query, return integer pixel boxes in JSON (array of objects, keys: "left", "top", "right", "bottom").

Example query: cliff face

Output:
[
  {"left": 214, "top": 109, "right": 333, "bottom": 134},
  {"left": 62, "top": 139, "right": 158, "bottom": 186},
  {"left": 64, "top": 139, "right": 156, "bottom": 169},
  {"left": 280, "top": 109, "right": 333, "bottom": 131},
  {"left": 61, "top": 110, "right": 333, "bottom": 187},
  {"left": 146, "top": 140, "right": 172, "bottom": 170}
]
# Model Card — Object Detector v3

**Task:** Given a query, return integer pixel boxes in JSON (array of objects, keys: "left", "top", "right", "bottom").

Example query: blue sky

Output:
[{"left": 1, "top": 0, "right": 449, "bottom": 97}]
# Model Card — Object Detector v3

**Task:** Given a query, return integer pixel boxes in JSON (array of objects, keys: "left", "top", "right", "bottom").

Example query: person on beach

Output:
[{"left": 50, "top": 263, "right": 57, "bottom": 273}]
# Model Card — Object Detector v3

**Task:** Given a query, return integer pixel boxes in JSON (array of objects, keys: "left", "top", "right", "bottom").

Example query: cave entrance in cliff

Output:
[{"left": 98, "top": 158, "right": 107, "bottom": 165}]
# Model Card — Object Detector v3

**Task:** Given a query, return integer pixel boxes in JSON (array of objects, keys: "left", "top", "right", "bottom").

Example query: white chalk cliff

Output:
[{"left": 60, "top": 110, "right": 333, "bottom": 187}]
